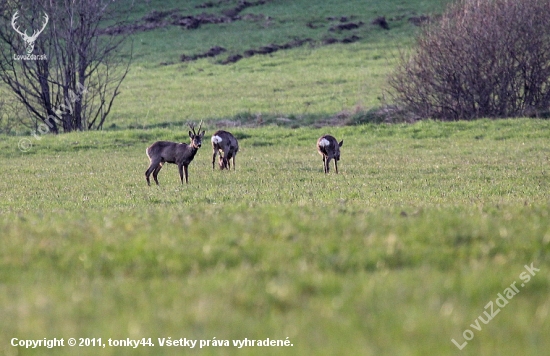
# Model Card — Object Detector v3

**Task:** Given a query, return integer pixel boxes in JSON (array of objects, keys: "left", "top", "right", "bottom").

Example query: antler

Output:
[
  {"left": 11, "top": 11, "right": 48, "bottom": 40},
  {"left": 11, "top": 11, "right": 27, "bottom": 37},
  {"left": 28, "top": 12, "right": 49, "bottom": 41},
  {"left": 188, "top": 120, "right": 203, "bottom": 135},
  {"left": 188, "top": 122, "right": 196, "bottom": 135},
  {"left": 197, "top": 120, "right": 203, "bottom": 134}
]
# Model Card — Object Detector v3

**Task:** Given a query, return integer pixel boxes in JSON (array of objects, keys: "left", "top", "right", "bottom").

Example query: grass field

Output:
[
  {"left": 1, "top": 119, "right": 550, "bottom": 355},
  {"left": 99, "top": 0, "right": 451, "bottom": 129},
  {"left": 2, "top": 0, "right": 550, "bottom": 355}
]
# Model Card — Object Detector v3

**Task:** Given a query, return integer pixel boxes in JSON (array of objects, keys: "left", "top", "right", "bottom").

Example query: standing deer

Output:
[
  {"left": 145, "top": 122, "right": 205, "bottom": 186},
  {"left": 317, "top": 135, "right": 343, "bottom": 174},
  {"left": 211, "top": 130, "right": 239, "bottom": 170}
]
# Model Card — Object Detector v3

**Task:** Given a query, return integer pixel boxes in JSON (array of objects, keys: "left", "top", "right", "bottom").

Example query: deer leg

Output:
[
  {"left": 145, "top": 160, "right": 161, "bottom": 186},
  {"left": 223, "top": 151, "right": 229, "bottom": 170},
  {"left": 221, "top": 154, "right": 228, "bottom": 170},
  {"left": 145, "top": 168, "right": 151, "bottom": 186},
  {"left": 216, "top": 150, "right": 224, "bottom": 170},
  {"left": 325, "top": 157, "right": 331, "bottom": 173},
  {"left": 145, "top": 166, "right": 153, "bottom": 186},
  {"left": 183, "top": 165, "right": 189, "bottom": 184},
  {"left": 152, "top": 163, "right": 163, "bottom": 185},
  {"left": 212, "top": 149, "right": 217, "bottom": 170},
  {"left": 232, "top": 154, "right": 236, "bottom": 170},
  {"left": 334, "top": 159, "right": 338, "bottom": 174},
  {"left": 226, "top": 153, "right": 231, "bottom": 170},
  {"left": 178, "top": 164, "right": 185, "bottom": 184}
]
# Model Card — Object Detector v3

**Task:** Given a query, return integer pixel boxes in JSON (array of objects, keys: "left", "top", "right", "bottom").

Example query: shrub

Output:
[{"left": 389, "top": 0, "right": 550, "bottom": 120}]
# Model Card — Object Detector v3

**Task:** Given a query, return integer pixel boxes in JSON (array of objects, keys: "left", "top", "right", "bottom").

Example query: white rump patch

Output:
[
  {"left": 211, "top": 135, "right": 223, "bottom": 144},
  {"left": 319, "top": 138, "right": 330, "bottom": 147}
]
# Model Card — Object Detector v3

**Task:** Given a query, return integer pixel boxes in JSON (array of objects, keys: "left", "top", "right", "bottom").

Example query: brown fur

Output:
[
  {"left": 211, "top": 130, "right": 239, "bottom": 170},
  {"left": 145, "top": 123, "right": 205, "bottom": 185}
]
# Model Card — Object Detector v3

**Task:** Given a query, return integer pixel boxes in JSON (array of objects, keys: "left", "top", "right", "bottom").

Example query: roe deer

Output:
[
  {"left": 317, "top": 135, "right": 343, "bottom": 174},
  {"left": 211, "top": 130, "right": 239, "bottom": 170},
  {"left": 145, "top": 122, "right": 205, "bottom": 185}
]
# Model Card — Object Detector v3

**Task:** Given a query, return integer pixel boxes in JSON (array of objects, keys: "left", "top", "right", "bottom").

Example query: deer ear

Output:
[
  {"left": 200, "top": 130, "right": 205, "bottom": 137},
  {"left": 339, "top": 140, "right": 343, "bottom": 147},
  {"left": 189, "top": 130, "right": 193, "bottom": 138}
]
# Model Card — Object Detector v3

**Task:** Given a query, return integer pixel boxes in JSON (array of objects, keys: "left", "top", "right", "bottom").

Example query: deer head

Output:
[
  {"left": 188, "top": 121, "right": 204, "bottom": 149},
  {"left": 11, "top": 11, "right": 49, "bottom": 54}
]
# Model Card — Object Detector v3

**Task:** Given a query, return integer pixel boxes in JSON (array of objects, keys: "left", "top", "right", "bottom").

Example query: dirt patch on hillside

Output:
[
  {"left": 329, "top": 21, "right": 364, "bottom": 31},
  {"left": 103, "top": 4, "right": 411, "bottom": 65},
  {"left": 142, "top": 9, "right": 180, "bottom": 23},
  {"left": 195, "top": 0, "right": 232, "bottom": 9},
  {"left": 181, "top": 46, "right": 227, "bottom": 61},
  {"left": 371, "top": 17, "right": 389, "bottom": 30},
  {"left": 245, "top": 38, "right": 313, "bottom": 56},
  {"left": 101, "top": 9, "right": 179, "bottom": 35},
  {"left": 321, "top": 35, "right": 361, "bottom": 45},
  {"left": 171, "top": 13, "right": 232, "bottom": 29},
  {"left": 220, "top": 38, "right": 313, "bottom": 64},
  {"left": 220, "top": 54, "right": 244, "bottom": 64},
  {"left": 222, "top": 0, "right": 269, "bottom": 18},
  {"left": 101, "top": 0, "right": 273, "bottom": 35}
]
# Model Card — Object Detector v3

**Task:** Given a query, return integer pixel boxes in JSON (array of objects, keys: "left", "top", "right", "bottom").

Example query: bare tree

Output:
[
  {"left": 0, "top": 97, "right": 27, "bottom": 134},
  {"left": 389, "top": 0, "right": 550, "bottom": 120},
  {"left": 0, "top": 0, "right": 132, "bottom": 133}
]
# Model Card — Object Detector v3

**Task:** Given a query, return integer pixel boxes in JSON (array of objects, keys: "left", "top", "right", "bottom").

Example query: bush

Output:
[{"left": 389, "top": 0, "right": 550, "bottom": 120}]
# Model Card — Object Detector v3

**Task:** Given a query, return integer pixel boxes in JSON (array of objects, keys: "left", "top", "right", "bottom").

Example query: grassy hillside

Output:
[
  {"left": 124, "top": 0, "right": 448, "bottom": 64},
  {"left": 103, "top": 0, "right": 451, "bottom": 128},
  {"left": 2, "top": 0, "right": 451, "bottom": 131}
]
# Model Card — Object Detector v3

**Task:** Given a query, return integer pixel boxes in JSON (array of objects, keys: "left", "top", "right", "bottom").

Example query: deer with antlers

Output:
[
  {"left": 145, "top": 122, "right": 205, "bottom": 186},
  {"left": 317, "top": 135, "right": 343, "bottom": 174},
  {"left": 211, "top": 130, "right": 239, "bottom": 170},
  {"left": 11, "top": 11, "right": 49, "bottom": 54}
]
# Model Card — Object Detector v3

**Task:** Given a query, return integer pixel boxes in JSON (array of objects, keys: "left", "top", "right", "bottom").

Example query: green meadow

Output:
[
  {"left": 1, "top": 120, "right": 550, "bottom": 355},
  {"left": 107, "top": 0, "right": 449, "bottom": 128},
  {"left": 1, "top": 0, "right": 550, "bottom": 355}
]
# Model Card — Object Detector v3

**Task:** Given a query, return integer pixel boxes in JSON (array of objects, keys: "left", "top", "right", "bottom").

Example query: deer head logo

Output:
[{"left": 11, "top": 11, "right": 49, "bottom": 54}]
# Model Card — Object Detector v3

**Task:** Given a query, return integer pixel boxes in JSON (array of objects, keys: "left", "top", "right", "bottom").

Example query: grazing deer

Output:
[
  {"left": 211, "top": 130, "right": 239, "bottom": 170},
  {"left": 317, "top": 135, "right": 343, "bottom": 174},
  {"left": 145, "top": 122, "right": 205, "bottom": 186}
]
